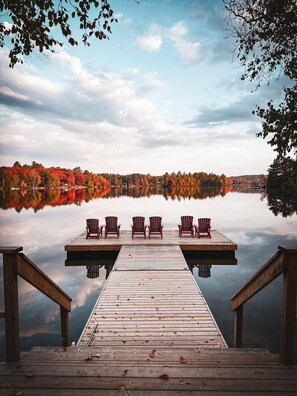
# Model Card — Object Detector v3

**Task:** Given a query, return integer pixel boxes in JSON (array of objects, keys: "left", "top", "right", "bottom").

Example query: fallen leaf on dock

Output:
[
  {"left": 159, "top": 373, "right": 170, "bottom": 381},
  {"left": 122, "top": 369, "right": 128, "bottom": 376},
  {"left": 85, "top": 355, "right": 92, "bottom": 361},
  {"left": 9, "top": 390, "right": 24, "bottom": 396},
  {"left": 149, "top": 348, "right": 156, "bottom": 358},
  {"left": 119, "top": 385, "right": 126, "bottom": 392},
  {"left": 179, "top": 356, "right": 187, "bottom": 364}
]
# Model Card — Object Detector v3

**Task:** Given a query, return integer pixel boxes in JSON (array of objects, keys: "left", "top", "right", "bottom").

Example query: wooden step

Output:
[{"left": 1, "top": 346, "right": 296, "bottom": 395}]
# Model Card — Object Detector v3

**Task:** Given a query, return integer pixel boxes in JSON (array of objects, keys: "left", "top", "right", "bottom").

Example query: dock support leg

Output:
[
  {"left": 3, "top": 252, "right": 20, "bottom": 362},
  {"left": 60, "top": 307, "right": 71, "bottom": 347},
  {"left": 234, "top": 305, "right": 243, "bottom": 348},
  {"left": 281, "top": 252, "right": 297, "bottom": 365}
]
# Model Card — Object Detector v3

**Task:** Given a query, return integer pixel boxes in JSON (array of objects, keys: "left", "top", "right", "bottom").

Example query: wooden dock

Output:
[
  {"left": 1, "top": 232, "right": 297, "bottom": 394},
  {"left": 78, "top": 245, "right": 227, "bottom": 349}
]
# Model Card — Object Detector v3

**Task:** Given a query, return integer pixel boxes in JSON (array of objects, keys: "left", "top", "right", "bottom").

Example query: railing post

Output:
[
  {"left": 280, "top": 248, "right": 297, "bottom": 365},
  {"left": 60, "top": 307, "right": 71, "bottom": 347},
  {"left": 2, "top": 247, "right": 23, "bottom": 362},
  {"left": 234, "top": 305, "right": 243, "bottom": 347}
]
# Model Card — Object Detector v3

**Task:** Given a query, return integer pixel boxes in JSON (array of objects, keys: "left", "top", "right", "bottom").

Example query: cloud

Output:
[
  {"left": 135, "top": 23, "right": 163, "bottom": 51},
  {"left": 187, "top": 74, "right": 286, "bottom": 130},
  {"left": 137, "top": 72, "right": 164, "bottom": 95},
  {"left": 166, "top": 21, "right": 202, "bottom": 65},
  {"left": 188, "top": 100, "right": 256, "bottom": 128},
  {"left": 0, "top": 49, "right": 158, "bottom": 129},
  {"left": 135, "top": 21, "right": 202, "bottom": 65}
]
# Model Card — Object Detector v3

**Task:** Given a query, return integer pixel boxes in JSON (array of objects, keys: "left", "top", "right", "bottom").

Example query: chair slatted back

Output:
[
  {"left": 198, "top": 218, "right": 211, "bottom": 231},
  {"left": 149, "top": 216, "right": 162, "bottom": 231},
  {"left": 181, "top": 215, "right": 193, "bottom": 230},
  {"left": 132, "top": 216, "right": 145, "bottom": 231},
  {"left": 105, "top": 216, "right": 118, "bottom": 231},
  {"left": 86, "top": 218, "right": 99, "bottom": 233}
]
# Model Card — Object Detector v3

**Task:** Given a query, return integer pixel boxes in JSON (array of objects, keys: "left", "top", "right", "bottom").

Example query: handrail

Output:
[
  {"left": 17, "top": 253, "right": 71, "bottom": 311},
  {"left": 231, "top": 245, "right": 297, "bottom": 365},
  {"left": 0, "top": 246, "right": 72, "bottom": 362},
  {"left": 231, "top": 250, "right": 284, "bottom": 310}
]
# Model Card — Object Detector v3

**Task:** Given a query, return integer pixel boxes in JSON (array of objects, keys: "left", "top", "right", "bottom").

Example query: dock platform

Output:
[{"left": 65, "top": 229, "right": 237, "bottom": 252}]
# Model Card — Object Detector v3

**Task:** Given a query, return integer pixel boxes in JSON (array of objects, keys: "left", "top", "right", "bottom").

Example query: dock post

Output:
[
  {"left": 234, "top": 305, "right": 243, "bottom": 348},
  {"left": 60, "top": 307, "right": 71, "bottom": 347},
  {"left": 280, "top": 248, "right": 297, "bottom": 365},
  {"left": 2, "top": 247, "right": 23, "bottom": 362}
]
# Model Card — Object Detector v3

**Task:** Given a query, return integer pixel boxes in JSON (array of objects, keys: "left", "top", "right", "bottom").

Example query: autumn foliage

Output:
[{"left": 0, "top": 162, "right": 110, "bottom": 190}]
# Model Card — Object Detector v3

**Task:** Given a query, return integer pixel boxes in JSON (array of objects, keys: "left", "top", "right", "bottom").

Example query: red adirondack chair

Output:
[
  {"left": 178, "top": 215, "right": 194, "bottom": 238},
  {"left": 195, "top": 218, "right": 211, "bottom": 238},
  {"left": 148, "top": 216, "right": 163, "bottom": 239},
  {"left": 86, "top": 218, "right": 103, "bottom": 239},
  {"left": 104, "top": 216, "right": 121, "bottom": 239},
  {"left": 131, "top": 216, "right": 146, "bottom": 238}
]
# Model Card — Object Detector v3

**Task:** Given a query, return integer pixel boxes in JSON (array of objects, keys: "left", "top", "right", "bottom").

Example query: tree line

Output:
[
  {"left": 0, "top": 162, "right": 110, "bottom": 190},
  {"left": 0, "top": 162, "right": 230, "bottom": 190},
  {"left": 102, "top": 171, "right": 230, "bottom": 189}
]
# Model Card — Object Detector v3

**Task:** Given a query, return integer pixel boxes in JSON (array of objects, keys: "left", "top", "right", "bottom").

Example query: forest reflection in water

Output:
[{"left": 1, "top": 186, "right": 296, "bottom": 217}]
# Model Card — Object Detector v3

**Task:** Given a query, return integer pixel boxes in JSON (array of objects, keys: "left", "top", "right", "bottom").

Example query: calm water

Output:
[{"left": 0, "top": 190, "right": 296, "bottom": 361}]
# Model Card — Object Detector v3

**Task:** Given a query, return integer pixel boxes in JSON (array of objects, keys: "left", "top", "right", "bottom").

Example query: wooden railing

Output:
[
  {"left": 0, "top": 247, "right": 72, "bottom": 362},
  {"left": 231, "top": 245, "right": 297, "bottom": 365}
]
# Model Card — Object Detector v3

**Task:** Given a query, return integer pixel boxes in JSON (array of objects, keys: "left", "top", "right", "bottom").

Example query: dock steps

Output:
[{"left": 1, "top": 346, "right": 296, "bottom": 394}]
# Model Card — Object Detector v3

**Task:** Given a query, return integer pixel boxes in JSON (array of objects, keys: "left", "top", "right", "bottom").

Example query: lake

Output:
[{"left": 0, "top": 188, "right": 296, "bottom": 361}]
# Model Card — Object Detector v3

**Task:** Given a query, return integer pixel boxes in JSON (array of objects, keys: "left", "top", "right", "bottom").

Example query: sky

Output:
[{"left": 0, "top": 0, "right": 282, "bottom": 176}]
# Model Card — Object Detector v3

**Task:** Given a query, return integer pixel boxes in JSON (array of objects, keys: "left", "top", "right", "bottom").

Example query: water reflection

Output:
[
  {"left": 85, "top": 264, "right": 112, "bottom": 279},
  {"left": 0, "top": 187, "right": 110, "bottom": 212},
  {"left": 1, "top": 186, "right": 296, "bottom": 218},
  {"left": 86, "top": 265, "right": 100, "bottom": 278},
  {"left": 197, "top": 264, "right": 212, "bottom": 278},
  {"left": 263, "top": 189, "right": 297, "bottom": 217},
  {"left": 0, "top": 185, "right": 229, "bottom": 212}
]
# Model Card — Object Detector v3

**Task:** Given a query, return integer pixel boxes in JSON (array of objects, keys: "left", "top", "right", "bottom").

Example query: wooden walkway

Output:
[{"left": 78, "top": 245, "right": 226, "bottom": 349}]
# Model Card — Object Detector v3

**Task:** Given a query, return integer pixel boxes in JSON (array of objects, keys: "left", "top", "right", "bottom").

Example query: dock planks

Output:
[
  {"left": 2, "top": 345, "right": 297, "bottom": 394},
  {"left": 78, "top": 245, "right": 227, "bottom": 349}
]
